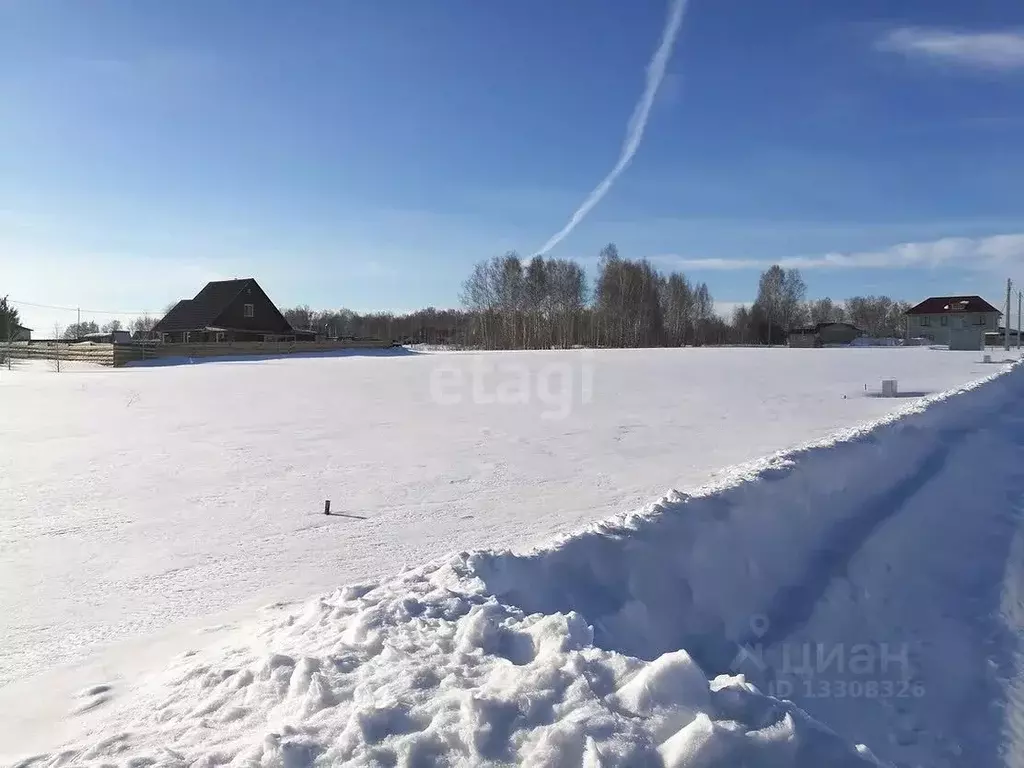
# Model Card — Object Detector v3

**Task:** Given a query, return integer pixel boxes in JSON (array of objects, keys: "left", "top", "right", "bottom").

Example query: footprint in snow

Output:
[{"left": 72, "top": 684, "right": 113, "bottom": 715}]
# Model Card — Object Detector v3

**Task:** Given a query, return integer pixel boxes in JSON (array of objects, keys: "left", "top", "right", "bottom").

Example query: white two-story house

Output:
[{"left": 904, "top": 295, "right": 1001, "bottom": 350}]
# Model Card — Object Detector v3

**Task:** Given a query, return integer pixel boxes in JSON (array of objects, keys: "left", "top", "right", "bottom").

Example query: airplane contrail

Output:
[{"left": 535, "top": 0, "right": 689, "bottom": 256}]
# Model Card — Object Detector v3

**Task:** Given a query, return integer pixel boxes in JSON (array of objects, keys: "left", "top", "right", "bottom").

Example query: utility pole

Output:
[{"left": 1006, "top": 278, "right": 1012, "bottom": 352}]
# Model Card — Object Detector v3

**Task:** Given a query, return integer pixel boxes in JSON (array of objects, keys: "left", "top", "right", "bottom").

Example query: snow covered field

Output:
[{"left": 0, "top": 346, "right": 1019, "bottom": 764}]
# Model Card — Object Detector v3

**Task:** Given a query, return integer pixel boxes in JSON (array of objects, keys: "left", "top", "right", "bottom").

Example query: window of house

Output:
[
  {"left": 940, "top": 316, "right": 947, "bottom": 326},
  {"left": 921, "top": 317, "right": 930, "bottom": 326},
  {"left": 216, "top": 332, "right": 226, "bottom": 343},
  {"left": 244, "top": 303, "right": 254, "bottom": 318},
  {"left": 184, "top": 331, "right": 191, "bottom": 342}
]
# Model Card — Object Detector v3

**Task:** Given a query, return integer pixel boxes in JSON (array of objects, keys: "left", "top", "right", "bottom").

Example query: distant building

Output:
[
  {"left": 985, "top": 327, "right": 1020, "bottom": 347},
  {"left": 152, "top": 278, "right": 303, "bottom": 343},
  {"left": 79, "top": 330, "right": 133, "bottom": 344},
  {"left": 12, "top": 324, "right": 31, "bottom": 342},
  {"left": 904, "top": 296, "right": 1001, "bottom": 350},
  {"left": 788, "top": 322, "right": 863, "bottom": 348}
]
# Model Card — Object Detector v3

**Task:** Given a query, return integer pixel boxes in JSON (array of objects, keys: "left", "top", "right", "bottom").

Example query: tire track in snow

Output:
[
  {"left": 999, "top": 494, "right": 1024, "bottom": 768},
  {"left": 745, "top": 396, "right": 1019, "bottom": 653},
  {"left": 753, "top": 371, "right": 1024, "bottom": 766}
]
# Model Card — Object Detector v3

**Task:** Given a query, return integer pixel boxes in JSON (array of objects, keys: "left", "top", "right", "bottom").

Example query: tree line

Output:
[
  {"left": 275, "top": 245, "right": 911, "bottom": 349},
  {"left": 57, "top": 316, "right": 160, "bottom": 340},
  {"left": 0, "top": 296, "right": 19, "bottom": 341},
  {"left": 272, "top": 246, "right": 908, "bottom": 349},
  {"left": 730, "top": 265, "right": 910, "bottom": 345},
  {"left": 4, "top": 245, "right": 911, "bottom": 349}
]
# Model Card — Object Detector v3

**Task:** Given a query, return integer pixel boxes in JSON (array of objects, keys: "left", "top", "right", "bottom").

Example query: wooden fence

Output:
[
  {"left": 2, "top": 339, "right": 398, "bottom": 368},
  {"left": 2, "top": 341, "right": 116, "bottom": 366}
]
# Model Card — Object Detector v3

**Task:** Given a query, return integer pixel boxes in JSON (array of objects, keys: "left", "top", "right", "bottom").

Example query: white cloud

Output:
[
  {"left": 652, "top": 233, "right": 1024, "bottom": 272},
  {"left": 713, "top": 300, "right": 752, "bottom": 319},
  {"left": 648, "top": 255, "right": 761, "bottom": 271},
  {"left": 878, "top": 28, "right": 1024, "bottom": 70}
]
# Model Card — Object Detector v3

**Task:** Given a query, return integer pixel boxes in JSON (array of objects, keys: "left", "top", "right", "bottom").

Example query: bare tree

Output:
[
  {"left": 52, "top": 323, "right": 63, "bottom": 372},
  {"left": 283, "top": 305, "right": 313, "bottom": 331},
  {"left": 63, "top": 321, "right": 99, "bottom": 340},
  {"left": 841, "top": 296, "right": 910, "bottom": 338},
  {"left": 524, "top": 256, "right": 548, "bottom": 348},
  {"left": 693, "top": 282, "right": 713, "bottom": 346},
  {"left": 731, "top": 305, "right": 753, "bottom": 345},
  {"left": 461, "top": 260, "right": 499, "bottom": 348},
  {"left": 495, "top": 253, "right": 524, "bottom": 348},
  {"left": 592, "top": 247, "right": 667, "bottom": 347},
  {"left": 753, "top": 266, "right": 786, "bottom": 344},
  {"left": 780, "top": 269, "right": 808, "bottom": 332},
  {"left": 0, "top": 296, "right": 15, "bottom": 370},
  {"left": 548, "top": 258, "right": 587, "bottom": 348},
  {"left": 807, "top": 298, "right": 846, "bottom": 325},
  {"left": 129, "top": 315, "right": 158, "bottom": 339},
  {"left": 594, "top": 244, "right": 624, "bottom": 346},
  {"left": 659, "top": 273, "right": 693, "bottom": 346}
]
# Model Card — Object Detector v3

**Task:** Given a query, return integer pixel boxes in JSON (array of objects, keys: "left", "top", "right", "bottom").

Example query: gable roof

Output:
[
  {"left": 789, "top": 321, "right": 862, "bottom": 334},
  {"left": 153, "top": 299, "right": 200, "bottom": 332},
  {"left": 153, "top": 278, "right": 294, "bottom": 333},
  {"left": 193, "top": 279, "right": 253, "bottom": 314},
  {"left": 905, "top": 296, "right": 1001, "bottom": 316},
  {"left": 816, "top": 321, "right": 860, "bottom": 331}
]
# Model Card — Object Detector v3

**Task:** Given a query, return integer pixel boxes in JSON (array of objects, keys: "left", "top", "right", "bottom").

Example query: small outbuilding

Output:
[
  {"left": 788, "top": 322, "right": 863, "bottom": 347},
  {"left": 79, "top": 330, "right": 133, "bottom": 344}
]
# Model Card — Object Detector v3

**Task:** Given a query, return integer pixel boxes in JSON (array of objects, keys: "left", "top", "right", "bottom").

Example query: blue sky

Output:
[{"left": 2, "top": 0, "right": 1024, "bottom": 331}]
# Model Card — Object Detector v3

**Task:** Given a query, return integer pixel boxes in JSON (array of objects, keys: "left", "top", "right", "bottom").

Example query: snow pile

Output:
[{"left": 25, "top": 565, "right": 882, "bottom": 767}]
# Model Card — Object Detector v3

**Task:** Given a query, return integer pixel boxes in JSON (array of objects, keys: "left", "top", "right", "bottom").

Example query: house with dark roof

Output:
[
  {"left": 152, "top": 278, "right": 313, "bottom": 343},
  {"left": 12, "top": 324, "right": 32, "bottom": 342},
  {"left": 905, "top": 295, "right": 1001, "bottom": 350},
  {"left": 787, "top": 321, "right": 863, "bottom": 348}
]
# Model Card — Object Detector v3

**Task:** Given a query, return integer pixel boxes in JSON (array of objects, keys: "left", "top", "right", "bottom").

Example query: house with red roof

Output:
[{"left": 904, "top": 295, "right": 1001, "bottom": 350}]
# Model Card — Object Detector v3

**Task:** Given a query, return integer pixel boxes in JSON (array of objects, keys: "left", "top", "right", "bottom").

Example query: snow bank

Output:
[
  {"left": 464, "top": 366, "right": 1016, "bottom": 663},
  {"left": 20, "top": 568, "right": 881, "bottom": 767},
  {"left": 12, "top": 360, "right": 1023, "bottom": 766},
  {"left": 462, "top": 362, "right": 1024, "bottom": 764}
]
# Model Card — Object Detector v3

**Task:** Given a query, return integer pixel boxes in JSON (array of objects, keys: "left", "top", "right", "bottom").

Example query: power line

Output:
[{"left": 7, "top": 298, "right": 160, "bottom": 316}]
